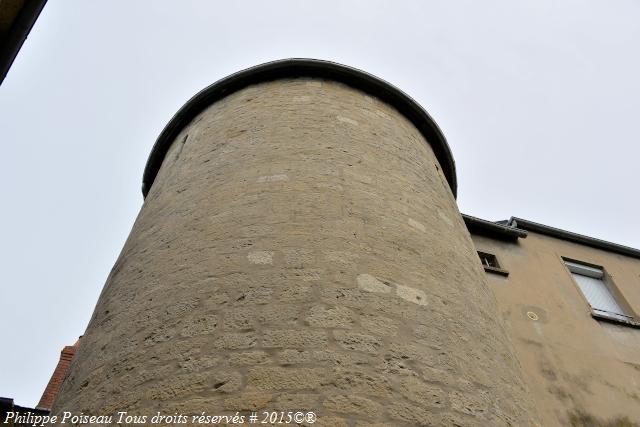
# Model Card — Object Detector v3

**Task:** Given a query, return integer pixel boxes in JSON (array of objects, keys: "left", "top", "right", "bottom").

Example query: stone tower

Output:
[{"left": 53, "top": 59, "right": 534, "bottom": 426}]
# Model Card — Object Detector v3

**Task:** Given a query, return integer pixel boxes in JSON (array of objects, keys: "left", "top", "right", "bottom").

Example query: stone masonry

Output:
[{"left": 52, "top": 66, "right": 535, "bottom": 426}]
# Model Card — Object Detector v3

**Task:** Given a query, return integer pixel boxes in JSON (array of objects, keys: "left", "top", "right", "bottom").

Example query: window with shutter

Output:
[{"left": 564, "top": 260, "right": 632, "bottom": 323}]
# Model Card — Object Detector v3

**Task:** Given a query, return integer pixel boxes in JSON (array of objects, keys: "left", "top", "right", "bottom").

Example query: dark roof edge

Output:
[
  {"left": 142, "top": 58, "right": 456, "bottom": 198},
  {"left": 0, "top": 0, "right": 48, "bottom": 85},
  {"left": 509, "top": 217, "right": 640, "bottom": 259},
  {"left": 462, "top": 214, "right": 528, "bottom": 241}
]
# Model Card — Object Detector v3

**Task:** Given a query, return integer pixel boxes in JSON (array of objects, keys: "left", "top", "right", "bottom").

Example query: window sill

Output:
[
  {"left": 591, "top": 311, "right": 640, "bottom": 328},
  {"left": 483, "top": 266, "right": 509, "bottom": 277}
]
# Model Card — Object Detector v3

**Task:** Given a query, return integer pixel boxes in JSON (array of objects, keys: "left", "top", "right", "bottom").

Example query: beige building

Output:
[
  {"left": 34, "top": 59, "right": 639, "bottom": 426},
  {"left": 466, "top": 215, "right": 640, "bottom": 426}
]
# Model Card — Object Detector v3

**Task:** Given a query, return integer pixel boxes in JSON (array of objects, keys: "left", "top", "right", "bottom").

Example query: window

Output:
[
  {"left": 477, "top": 251, "right": 508, "bottom": 276},
  {"left": 564, "top": 260, "right": 633, "bottom": 324}
]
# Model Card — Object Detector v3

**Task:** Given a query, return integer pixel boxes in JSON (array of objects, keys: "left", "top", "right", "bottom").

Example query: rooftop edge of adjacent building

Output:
[
  {"left": 463, "top": 214, "right": 640, "bottom": 260},
  {"left": 141, "top": 58, "right": 457, "bottom": 198}
]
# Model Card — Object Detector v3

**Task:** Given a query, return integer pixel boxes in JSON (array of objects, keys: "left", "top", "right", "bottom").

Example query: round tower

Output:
[{"left": 53, "top": 59, "right": 534, "bottom": 426}]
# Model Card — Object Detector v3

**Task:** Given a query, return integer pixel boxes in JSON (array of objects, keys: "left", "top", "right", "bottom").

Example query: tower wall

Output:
[{"left": 53, "top": 74, "right": 533, "bottom": 425}]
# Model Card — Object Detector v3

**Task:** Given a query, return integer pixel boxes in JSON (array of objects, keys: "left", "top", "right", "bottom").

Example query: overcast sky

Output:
[{"left": 1, "top": 0, "right": 639, "bottom": 407}]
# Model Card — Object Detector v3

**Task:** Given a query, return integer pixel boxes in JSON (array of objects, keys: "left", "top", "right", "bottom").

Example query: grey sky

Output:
[{"left": 1, "top": 0, "right": 639, "bottom": 407}]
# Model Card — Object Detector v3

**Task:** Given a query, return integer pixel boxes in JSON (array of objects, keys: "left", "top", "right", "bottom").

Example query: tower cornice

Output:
[{"left": 142, "top": 58, "right": 457, "bottom": 198}]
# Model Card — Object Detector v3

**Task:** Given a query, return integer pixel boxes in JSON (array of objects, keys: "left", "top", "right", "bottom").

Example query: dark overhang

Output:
[
  {"left": 0, "top": 0, "right": 47, "bottom": 85},
  {"left": 509, "top": 217, "right": 640, "bottom": 259},
  {"left": 142, "top": 58, "right": 456, "bottom": 198},
  {"left": 0, "top": 397, "right": 50, "bottom": 420},
  {"left": 463, "top": 214, "right": 528, "bottom": 241}
]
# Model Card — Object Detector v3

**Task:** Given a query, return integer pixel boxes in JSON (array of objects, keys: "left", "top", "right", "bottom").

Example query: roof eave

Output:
[
  {"left": 0, "top": 0, "right": 47, "bottom": 85},
  {"left": 463, "top": 214, "right": 528, "bottom": 241},
  {"left": 509, "top": 217, "right": 640, "bottom": 259}
]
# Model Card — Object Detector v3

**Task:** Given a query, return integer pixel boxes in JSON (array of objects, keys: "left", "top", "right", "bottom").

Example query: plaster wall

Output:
[{"left": 472, "top": 232, "right": 640, "bottom": 426}]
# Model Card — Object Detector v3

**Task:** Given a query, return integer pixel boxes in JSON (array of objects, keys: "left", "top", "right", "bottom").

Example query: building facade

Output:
[
  {"left": 467, "top": 215, "right": 640, "bottom": 426},
  {"left": 37, "top": 60, "right": 639, "bottom": 426}
]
